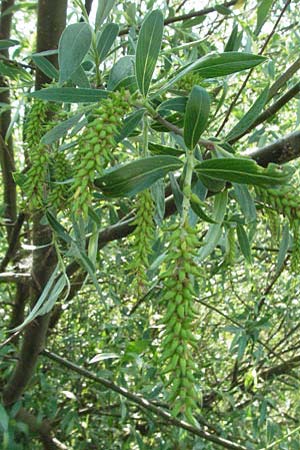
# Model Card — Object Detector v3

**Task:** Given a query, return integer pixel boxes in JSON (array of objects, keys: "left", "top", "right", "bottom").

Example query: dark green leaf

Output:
[
  {"left": 46, "top": 211, "right": 73, "bottom": 244},
  {"left": 0, "top": 39, "right": 19, "bottom": 49},
  {"left": 135, "top": 10, "right": 164, "bottom": 96},
  {"left": 184, "top": 85, "right": 210, "bottom": 149},
  {"left": 30, "top": 87, "right": 108, "bottom": 103},
  {"left": 107, "top": 56, "right": 134, "bottom": 91},
  {"left": 94, "top": 156, "right": 183, "bottom": 197},
  {"left": 169, "top": 172, "right": 183, "bottom": 214},
  {"left": 115, "top": 108, "right": 145, "bottom": 144},
  {"left": 42, "top": 112, "right": 85, "bottom": 145},
  {"left": 71, "top": 65, "right": 90, "bottom": 88},
  {"left": 237, "top": 223, "right": 252, "bottom": 263},
  {"left": 156, "top": 52, "right": 266, "bottom": 96},
  {"left": 148, "top": 142, "right": 184, "bottom": 157},
  {"left": 0, "top": 404, "right": 8, "bottom": 432},
  {"left": 256, "top": 0, "right": 274, "bottom": 35},
  {"left": 158, "top": 96, "right": 187, "bottom": 113},
  {"left": 275, "top": 222, "right": 290, "bottom": 275},
  {"left": 224, "top": 24, "right": 238, "bottom": 52},
  {"left": 97, "top": 23, "right": 119, "bottom": 63},
  {"left": 226, "top": 86, "right": 269, "bottom": 142},
  {"left": 58, "top": 23, "right": 92, "bottom": 83},
  {"left": 190, "top": 198, "right": 216, "bottom": 224},
  {"left": 32, "top": 55, "right": 59, "bottom": 80},
  {"left": 233, "top": 184, "right": 256, "bottom": 222},
  {"left": 196, "top": 158, "right": 292, "bottom": 186}
]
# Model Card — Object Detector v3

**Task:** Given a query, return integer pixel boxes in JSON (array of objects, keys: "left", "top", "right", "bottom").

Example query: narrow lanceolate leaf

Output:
[
  {"left": 58, "top": 23, "right": 92, "bottom": 83},
  {"left": 226, "top": 86, "right": 269, "bottom": 142},
  {"left": 184, "top": 85, "right": 210, "bottom": 149},
  {"left": 199, "top": 191, "right": 228, "bottom": 261},
  {"left": 256, "top": 0, "right": 274, "bottom": 35},
  {"left": 32, "top": 55, "right": 59, "bottom": 80},
  {"left": 115, "top": 108, "right": 145, "bottom": 144},
  {"left": 156, "top": 52, "right": 266, "bottom": 97},
  {"left": 95, "top": 0, "right": 115, "bottom": 29},
  {"left": 135, "top": 10, "right": 164, "bottom": 96},
  {"left": 0, "top": 39, "right": 19, "bottom": 50},
  {"left": 30, "top": 87, "right": 108, "bottom": 103},
  {"left": 94, "top": 156, "right": 183, "bottom": 197},
  {"left": 236, "top": 223, "right": 252, "bottom": 263},
  {"left": 97, "top": 23, "right": 119, "bottom": 63},
  {"left": 195, "top": 158, "right": 292, "bottom": 186}
]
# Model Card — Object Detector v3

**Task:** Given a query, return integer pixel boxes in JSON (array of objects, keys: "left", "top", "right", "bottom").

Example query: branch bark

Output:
[
  {"left": 0, "top": 0, "right": 17, "bottom": 238},
  {"left": 2, "top": 0, "right": 68, "bottom": 408}
]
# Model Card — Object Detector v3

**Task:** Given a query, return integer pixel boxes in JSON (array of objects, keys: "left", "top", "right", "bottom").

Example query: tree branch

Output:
[
  {"left": 229, "top": 82, "right": 300, "bottom": 144},
  {"left": 42, "top": 349, "right": 248, "bottom": 450},
  {"left": 216, "top": 0, "right": 292, "bottom": 136},
  {"left": 119, "top": 1, "right": 238, "bottom": 36}
]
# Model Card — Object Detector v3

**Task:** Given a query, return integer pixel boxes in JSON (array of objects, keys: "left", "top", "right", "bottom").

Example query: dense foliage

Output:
[{"left": 1, "top": 0, "right": 300, "bottom": 449}]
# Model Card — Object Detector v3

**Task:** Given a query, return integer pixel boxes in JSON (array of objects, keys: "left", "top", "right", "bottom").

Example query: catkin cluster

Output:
[
  {"left": 22, "top": 99, "right": 49, "bottom": 209},
  {"left": 72, "top": 90, "right": 132, "bottom": 216},
  {"left": 256, "top": 185, "right": 300, "bottom": 270},
  {"left": 129, "top": 190, "right": 155, "bottom": 297},
  {"left": 159, "top": 221, "right": 199, "bottom": 423}
]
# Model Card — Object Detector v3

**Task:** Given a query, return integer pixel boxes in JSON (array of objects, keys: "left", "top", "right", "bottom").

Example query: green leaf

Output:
[
  {"left": 199, "top": 191, "right": 228, "bottom": 260},
  {"left": 256, "top": 0, "right": 274, "bottom": 35},
  {"left": 148, "top": 142, "right": 184, "bottom": 157},
  {"left": 156, "top": 52, "right": 266, "bottom": 96},
  {"left": 30, "top": 87, "right": 108, "bottom": 103},
  {"left": 169, "top": 172, "right": 183, "bottom": 214},
  {"left": 275, "top": 222, "right": 290, "bottom": 276},
  {"left": 226, "top": 86, "right": 269, "bottom": 142},
  {"left": 46, "top": 211, "right": 73, "bottom": 244},
  {"left": 184, "top": 85, "right": 210, "bottom": 149},
  {"left": 58, "top": 23, "right": 92, "bottom": 83},
  {"left": 42, "top": 112, "right": 85, "bottom": 144},
  {"left": 96, "top": 0, "right": 115, "bottom": 29},
  {"left": 107, "top": 56, "right": 134, "bottom": 91},
  {"left": 94, "top": 156, "right": 183, "bottom": 197},
  {"left": 32, "top": 55, "right": 59, "bottom": 80},
  {"left": 233, "top": 184, "right": 256, "bottom": 222},
  {"left": 0, "top": 39, "right": 19, "bottom": 50},
  {"left": 0, "top": 404, "right": 9, "bottom": 432},
  {"left": 71, "top": 65, "right": 90, "bottom": 88},
  {"left": 135, "top": 10, "right": 164, "bottom": 96},
  {"left": 196, "top": 158, "right": 292, "bottom": 186},
  {"left": 224, "top": 24, "right": 238, "bottom": 52},
  {"left": 236, "top": 223, "right": 252, "bottom": 263},
  {"left": 190, "top": 197, "right": 217, "bottom": 224},
  {"left": 115, "top": 108, "right": 145, "bottom": 144},
  {"left": 158, "top": 96, "right": 187, "bottom": 113},
  {"left": 97, "top": 23, "right": 119, "bottom": 63}
]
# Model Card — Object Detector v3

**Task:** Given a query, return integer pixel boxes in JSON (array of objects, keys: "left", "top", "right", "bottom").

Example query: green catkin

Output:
[
  {"left": 129, "top": 190, "right": 155, "bottom": 297},
  {"left": 72, "top": 89, "right": 132, "bottom": 216},
  {"left": 48, "top": 150, "right": 73, "bottom": 211},
  {"left": 175, "top": 72, "right": 202, "bottom": 92},
  {"left": 255, "top": 185, "right": 300, "bottom": 270},
  {"left": 159, "top": 220, "right": 199, "bottom": 421},
  {"left": 22, "top": 99, "right": 49, "bottom": 209}
]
